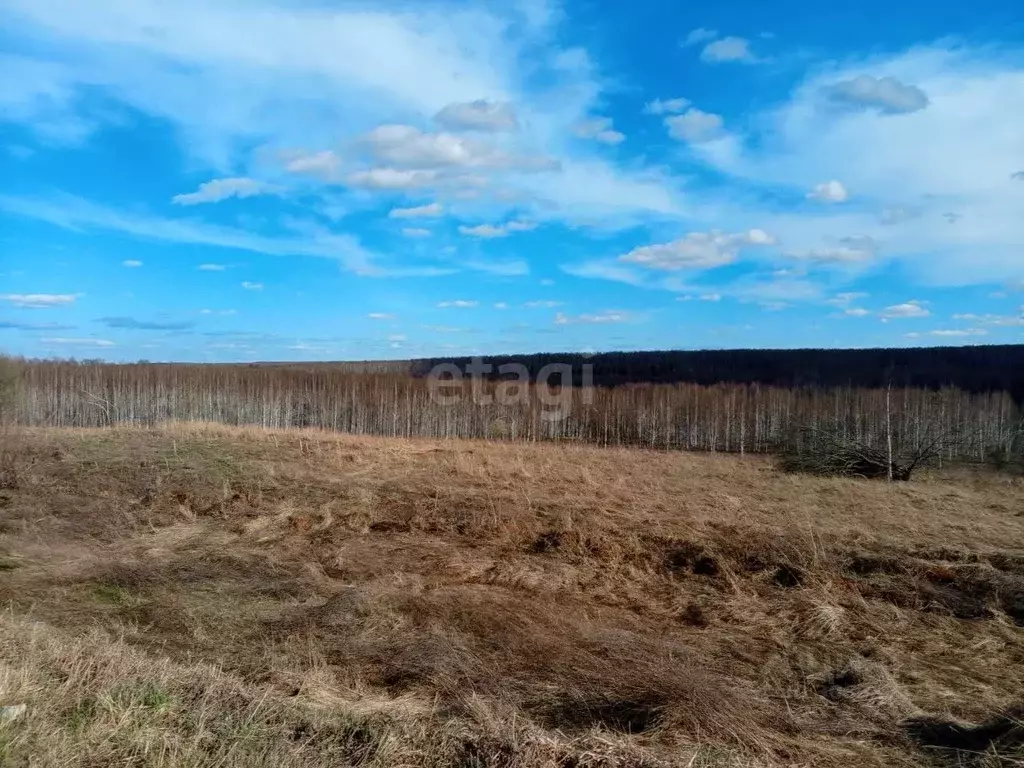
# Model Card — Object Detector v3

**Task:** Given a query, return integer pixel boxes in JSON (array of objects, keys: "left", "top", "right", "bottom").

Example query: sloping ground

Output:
[{"left": 0, "top": 424, "right": 1022, "bottom": 767}]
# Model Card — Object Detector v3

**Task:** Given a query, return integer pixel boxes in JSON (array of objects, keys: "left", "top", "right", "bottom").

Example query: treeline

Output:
[
  {"left": 409, "top": 345, "right": 1024, "bottom": 401},
  {"left": 3, "top": 360, "right": 1020, "bottom": 460}
]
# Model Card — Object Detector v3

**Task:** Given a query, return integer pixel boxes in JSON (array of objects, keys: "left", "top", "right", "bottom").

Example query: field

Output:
[{"left": 1, "top": 424, "right": 1023, "bottom": 766}]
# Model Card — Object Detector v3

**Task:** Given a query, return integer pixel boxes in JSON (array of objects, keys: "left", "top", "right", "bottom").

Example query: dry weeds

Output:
[{"left": 0, "top": 423, "right": 1022, "bottom": 767}]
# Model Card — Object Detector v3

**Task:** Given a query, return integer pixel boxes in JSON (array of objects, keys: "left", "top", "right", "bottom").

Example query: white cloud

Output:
[
  {"left": 0, "top": 0, "right": 690, "bottom": 229},
  {"left": 401, "top": 227, "right": 431, "bottom": 238},
  {"left": 678, "top": 292, "right": 722, "bottom": 302},
  {"left": 881, "top": 300, "right": 930, "bottom": 319},
  {"left": 682, "top": 28, "right": 718, "bottom": 47},
  {"left": 172, "top": 177, "right": 277, "bottom": 205},
  {"left": 1, "top": 293, "right": 79, "bottom": 308},
  {"left": 643, "top": 97, "right": 689, "bottom": 115},
  {"left": 367, "top": 312, "right": 395, "bottom": 319},
  {"left": 388, "top": 202, "right": 443, "bottom": 218},
  {"left": 241, "top": 281, "right": 263, "bottom": 290},
  {"left": 347, "top": 168, "right": 438, "bottom": 189},
  {"left": 284, "top": 150, "right": 341, "bottom": 178},
  {"left": 700, "top": 37, "right": 758, "bottom": 64},
  {"left": 952, "top": 312, "right": 1024, "bottom": 326},
  {"left": 437, "top": 300, "right": 478, "bottom": 308},
  {"left": 665, "top": 109, "right": 724, "bottom": 143},
  {"left": 198, "top": 263, "right": 226, "bottom": 271},
  {"left": 574, "top": 117, "right": 625, "bottom": 144},
  {"left": 554, "top": 310, "right": 630, "bottom": 325},
  {"left": 825, "top": 75, "right": 929, "bottom": 114},
  {"left": 843, "top": 307, "right": 871, "bottom": 317},
  {"left": 787, "top": 236, "right": 877, "bottom": 264},
  {"left": 41, "top": 337, "right": 114, "bottom": 347},
  {"left": 0, "top": 194, "right": 384, "bottom": 275},
  {"left": 458, "top": 220, "right": 536, "bottom": 238},
  {"left": 619, "top": 229, "right": 776, "bottom": 271},
  {"left": 434, "top": 100, "right": 518, "bottom": 132},
  {"left": 121, "top": 259, "right": 143, "bottom": 267},
  {"left": 685, "top": 47, "right": 1024, "bottom": 285},
  {"left": 825, "top": 291, "right": 869, "bottom": 306},
  {"left": 807, "top": 180, "right": 849, "bottom": 203},
  {"left": 363, "top": 124, "right": 556, "bottom": 172},
  {"left": 524, "top": 300, "right": 562, "bottom": 308},
  {"left": 911, "top": 328, "right": 988, "bottom": 338},
  {"left": 493, "top": 302, "right": 509, "bottom": 309}
]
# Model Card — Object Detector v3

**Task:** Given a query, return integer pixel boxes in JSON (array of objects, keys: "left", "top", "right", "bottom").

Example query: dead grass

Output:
[{"left": 1, "top": 424, "right": 1023, "bottom": 767}]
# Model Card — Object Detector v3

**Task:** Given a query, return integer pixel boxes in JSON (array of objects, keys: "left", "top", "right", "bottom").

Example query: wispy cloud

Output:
[
  {"left": 172, "top": 177, "right": 278, "bottom": 205},
  {"left": 0, "top": 194, "right": 379, "bottom": 274},
  {"left": 240, "top": 281, "right": 263, "bottom": 291},
  {"left": 458, "top": 220, "right": 537, "bottom": 238},
  {"left": 0, "top": 293, "right": 80, "bottom": 308},
  {"left": 554, "top": 310, "right": 633, "bottom": 325},
  {"left": 41, "top": 337, "right": 114, "bottom": 347},
  {"left": 98, "top": 316, "right": 195, "bottom": 331},
  {"left": 437, "top": 300, "right": 478, "bottom": 308}
]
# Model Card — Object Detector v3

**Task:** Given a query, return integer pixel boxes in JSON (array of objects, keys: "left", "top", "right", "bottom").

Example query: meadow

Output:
[{"left": 0, "top": 423, "right": 1022, "bottom": 766}]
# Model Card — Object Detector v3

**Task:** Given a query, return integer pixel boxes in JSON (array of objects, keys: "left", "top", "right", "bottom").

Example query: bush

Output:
[
  {"left": 984, "top": 422, "right": 1024, "bottom": 475},
  {"left": 777, "top": 422, "right": 951, "bottom": 481}
]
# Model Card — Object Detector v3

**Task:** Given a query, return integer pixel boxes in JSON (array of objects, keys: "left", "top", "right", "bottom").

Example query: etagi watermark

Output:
[{"left": 427, "top": 357, "right": 594, "bottom": 421}]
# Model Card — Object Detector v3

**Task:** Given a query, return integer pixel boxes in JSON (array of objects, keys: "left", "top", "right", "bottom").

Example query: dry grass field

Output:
[{"left": 0, "top": 424, "right": 1022, "bottom": 766}]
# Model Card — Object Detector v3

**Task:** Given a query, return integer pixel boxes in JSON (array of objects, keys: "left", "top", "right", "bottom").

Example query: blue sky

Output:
[{"left": 1, "top": 0, "right": 1023, "bottom": 362}]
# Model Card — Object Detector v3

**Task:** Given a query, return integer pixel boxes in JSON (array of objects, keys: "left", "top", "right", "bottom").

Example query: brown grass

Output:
[{"left": 1, "top": 423, "right": 1023, "bottom": 766}]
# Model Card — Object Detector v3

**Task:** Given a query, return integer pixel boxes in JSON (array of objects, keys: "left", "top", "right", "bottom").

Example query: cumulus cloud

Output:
[
  {"left": 458, "top": 220, "right": 536, "bottom": 238},
  {"left": 700, "top": 37, "right": 758, "bottom": 64},
  {"left": 665, "top": 109, "right": 724, "bottom": 143},
  {"left": 363, "top": 124, "right": 557, "bottom": 171},
  {"left": 824, "top": 75, "right": 929, "bottom": 114},
  {"left": 643, "top": 97, "right": 690, "bottom": 115},
  {"left": 807, "top": 180, "right": 849, "bottom": 203},
  {"left": 881, "top": 300, "right": 930, "bottom": 319},
  {"left": 619, "top": 229, "right": 775, "bottom": 271},
  {"left": 434, "top": 100, "right": 518, "bottom": 132},
  {"left": 172, "top": 177, "right": 277, "bottom": 205},
  {"left": 573, "top": 117, "right": 625, "bottom": 144},
  {"left": 1, "top": 293, "right": 79, "bottom": 308},
  {"left": 388, "top": 202, "right": 443, "bottom": 218}
]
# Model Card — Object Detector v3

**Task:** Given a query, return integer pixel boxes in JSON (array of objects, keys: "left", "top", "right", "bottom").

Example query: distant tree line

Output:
[
  {"left": 409, "top": 345, "right": 1024, "bottom": 402},
  {"left": 2, "top": 359, "right": 1020, "bottom": 463}
]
